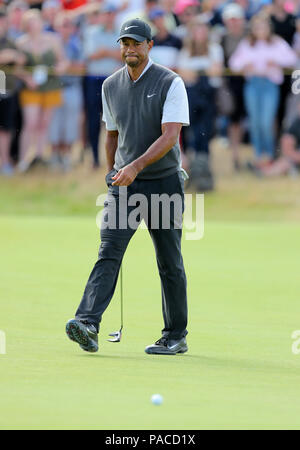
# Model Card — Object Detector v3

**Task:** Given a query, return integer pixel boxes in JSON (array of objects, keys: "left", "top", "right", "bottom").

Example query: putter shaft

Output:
[{"left": 108, "top": 264, "right": 123, "bottom": 342}]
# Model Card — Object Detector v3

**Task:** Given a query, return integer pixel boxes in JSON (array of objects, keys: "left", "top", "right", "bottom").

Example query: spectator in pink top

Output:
[{"left": 229, "top": 14, "right": 297, "bottom": 167}]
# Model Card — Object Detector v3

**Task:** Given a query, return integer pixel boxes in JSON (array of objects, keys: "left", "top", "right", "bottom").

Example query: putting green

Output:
[{"left": 1, "top": 215, "right": 300, "bottom": 429}]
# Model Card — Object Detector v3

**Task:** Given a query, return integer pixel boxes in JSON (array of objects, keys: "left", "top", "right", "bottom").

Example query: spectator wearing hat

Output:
[
  {"left": 173, "top": 0, "right": 201, "bottom": 40},
  {"left": 81, "top": 3, "right": 122, "bottom": 168},
  {"left": 221, "top": 4, "right": 247, "bottom": 62},
  {"left": 220, "top": 3, "right": 247, "bottom": 170},
  {"left": 150, "top": 8, "right": 182, "bottom": 70},
  {"left": 144, "top": 0, "right": 178, "bottom": 34}
]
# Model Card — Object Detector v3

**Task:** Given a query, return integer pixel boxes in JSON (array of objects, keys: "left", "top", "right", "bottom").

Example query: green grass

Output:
[
  {"left": 1, "top": 215, "right": 300, "bottom": 429},
  {"left": 0, "top": 166, "right": 300, "bottom": 222}
]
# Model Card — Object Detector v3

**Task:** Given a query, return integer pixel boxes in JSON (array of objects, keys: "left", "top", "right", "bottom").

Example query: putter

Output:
[{"left": 108, "top": 263, "right": 123, "bottom": 342}]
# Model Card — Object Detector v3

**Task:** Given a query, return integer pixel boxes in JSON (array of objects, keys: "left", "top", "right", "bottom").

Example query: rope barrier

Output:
[{"left": 0, "top": 65, "right": 298, "bottom": 77}]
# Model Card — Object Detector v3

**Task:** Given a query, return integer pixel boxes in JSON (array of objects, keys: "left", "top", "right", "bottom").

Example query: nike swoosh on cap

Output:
[{"left": 124, "top": 26, "right": 139, "bottom": 30}]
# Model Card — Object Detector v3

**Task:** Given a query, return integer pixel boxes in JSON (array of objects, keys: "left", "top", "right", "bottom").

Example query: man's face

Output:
[
  {"left": 225, "top": 17, "right": 245, "bottom": 34},
  {"left": 8, "top": 7, "right": 26, "bottom": 27},
  {"left": 57, "top": 19, "right": 75, "bottom": 39},
  {"left": 179, "top": 6, "right": 197, "bottom": 25},
  {"left": 103, "top": 10, "right": 116, "bottom": 27},
  {"left": 152, "top": 15, "right": 166, "bottom": 30},
  {"left": 42, "top": 5, "right": 60, "bottom": 25},
  {"left": 120, "top": 37, "right": 153, "bottom": 68}
]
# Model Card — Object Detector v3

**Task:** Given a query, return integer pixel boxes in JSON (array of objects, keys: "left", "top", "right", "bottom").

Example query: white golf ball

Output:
[{"left": 151, "top": 394, "right": 163, "bottom": 405}]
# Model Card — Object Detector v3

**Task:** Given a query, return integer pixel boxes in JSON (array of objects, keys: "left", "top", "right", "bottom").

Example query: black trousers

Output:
[{"left": 75, "top": 170, "right": 188, "bottom": 340}]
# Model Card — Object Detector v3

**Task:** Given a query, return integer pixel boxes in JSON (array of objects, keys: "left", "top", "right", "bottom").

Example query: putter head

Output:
[{"left": 107, "top": 329, "right": 122, "bottom": 342}]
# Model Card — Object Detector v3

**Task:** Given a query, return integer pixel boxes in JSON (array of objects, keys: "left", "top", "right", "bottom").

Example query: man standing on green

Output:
[{"left": 66, "top": 18, "right": 190, "bottom": 355}]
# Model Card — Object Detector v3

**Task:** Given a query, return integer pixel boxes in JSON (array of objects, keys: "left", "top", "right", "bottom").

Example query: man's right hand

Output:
[{"left": 111, "top": 164, "right": 138, "bottom": 186}]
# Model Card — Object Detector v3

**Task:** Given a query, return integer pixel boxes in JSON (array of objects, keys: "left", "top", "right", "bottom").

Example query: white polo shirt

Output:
[{"left": 102, "top": 58, "right": 190, "bottom": 131}]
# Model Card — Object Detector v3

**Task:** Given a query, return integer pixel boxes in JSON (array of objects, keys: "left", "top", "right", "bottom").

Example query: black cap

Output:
[{"left": 117, "top": 18, "right": 152, "bottom": 43}]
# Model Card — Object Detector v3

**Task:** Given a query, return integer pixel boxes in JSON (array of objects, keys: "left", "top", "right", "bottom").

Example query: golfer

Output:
[{"left": 66, "top": 18, "right": 190, "bottom": 355}]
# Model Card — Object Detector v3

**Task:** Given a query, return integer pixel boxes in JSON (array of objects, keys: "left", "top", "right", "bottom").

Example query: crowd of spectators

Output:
[{"left": 0, "top": 0, "right": 300, "bottom": 188}]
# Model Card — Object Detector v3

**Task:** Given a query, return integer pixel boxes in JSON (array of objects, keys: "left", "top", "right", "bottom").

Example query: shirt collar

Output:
[{"left": 125, "top": 57, "right": 153, "bottom": 83}]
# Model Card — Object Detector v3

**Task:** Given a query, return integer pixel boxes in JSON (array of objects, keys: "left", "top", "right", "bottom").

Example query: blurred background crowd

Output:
[{"left": 0, "top": 0, "right": 300, "bottom": 190}]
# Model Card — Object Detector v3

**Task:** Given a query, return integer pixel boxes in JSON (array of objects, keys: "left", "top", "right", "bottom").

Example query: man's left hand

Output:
[{"left": 112, "top": 164, "right": 138, "bottom": 186}]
